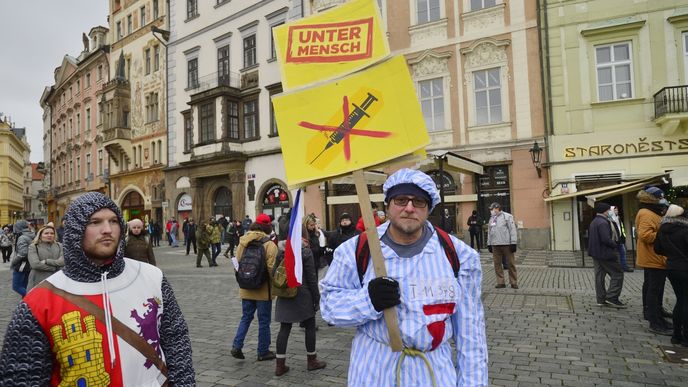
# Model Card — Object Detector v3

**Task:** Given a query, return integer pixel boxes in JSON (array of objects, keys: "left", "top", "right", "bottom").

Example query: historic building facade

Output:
[
  {"left": 0, "top": 116, "right": 30, "bottom": 226},
  {"left": 318, "top": 0, "right": 547, "bottom": 246},
  {"left": 41, "top": 27, "right": 110, "bottom": 224},
  {"left": 165, "top": 0, "right": 305, "bottom": 222},
  {"left": 542, "top": 0, "right": 688, "bottom": 258},
  {"left": 100, "top": 0, "right": 168, "bottom": 222}
]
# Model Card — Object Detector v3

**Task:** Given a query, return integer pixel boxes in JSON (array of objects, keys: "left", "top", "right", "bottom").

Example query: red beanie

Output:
[{"left": 256, "top": 214, "right": 271, "bottom": 225}]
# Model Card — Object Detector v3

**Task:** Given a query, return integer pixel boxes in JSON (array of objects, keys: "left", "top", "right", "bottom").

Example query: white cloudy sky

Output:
[{"left": 0, "top": 1, "right": 108, "bottom": 162}]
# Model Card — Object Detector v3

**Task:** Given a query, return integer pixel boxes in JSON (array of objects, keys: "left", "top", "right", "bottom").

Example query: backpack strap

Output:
[{"left": 355, "top": 226, "right": 459, "bottom": 285}]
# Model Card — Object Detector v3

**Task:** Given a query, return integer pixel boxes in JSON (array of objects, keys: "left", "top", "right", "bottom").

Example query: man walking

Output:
[
  {"left": 320, "top": 168, "right": 488, "bottom": 386},
  {"left": 0, "top": 192, "right": 195, "bottom": 385},
  {"left": 487, "top": 202, "right": 519, "bottom": 289},
  {"left": 588, "top": 202, "right": 626, "bottom": 308},
  {"left": 184, "top": 218, "right": 197, "bottom": 255}
]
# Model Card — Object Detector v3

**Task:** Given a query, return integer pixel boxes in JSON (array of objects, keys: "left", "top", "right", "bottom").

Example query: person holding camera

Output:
[{"left": 487, "top": 202, "right": 519, "bottom": 289}]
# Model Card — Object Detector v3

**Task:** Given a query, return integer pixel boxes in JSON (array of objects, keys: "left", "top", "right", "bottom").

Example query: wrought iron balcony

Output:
[
  {"left": 188, "top": 71, "right": 240, "bottom": 94},
  {"left": 653, "top": 85, "right": 688, "bottom": 135}
]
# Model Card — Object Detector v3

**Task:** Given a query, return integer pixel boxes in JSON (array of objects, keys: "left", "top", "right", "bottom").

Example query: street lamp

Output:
[{"left": 529, "top": 141, "right": 543, "bottom": 178}]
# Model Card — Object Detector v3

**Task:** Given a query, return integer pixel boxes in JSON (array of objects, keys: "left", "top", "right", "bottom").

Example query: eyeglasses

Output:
[{"left": 392, "top": 197, "right": 428, "bottom": 208}]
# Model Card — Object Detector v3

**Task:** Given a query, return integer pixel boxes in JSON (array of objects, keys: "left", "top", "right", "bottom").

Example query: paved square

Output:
[{"left": 1, "top": 246, "right": 687, "bottom": 386}]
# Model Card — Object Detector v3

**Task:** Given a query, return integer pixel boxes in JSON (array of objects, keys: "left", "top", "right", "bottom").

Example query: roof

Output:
[{"left": 31, "top": 163, "right": 44, "bottom": 180}]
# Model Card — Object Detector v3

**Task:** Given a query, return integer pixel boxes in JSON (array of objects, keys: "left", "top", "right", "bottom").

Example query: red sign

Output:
[{"left": 285, "top": 18, "right": 373, "bottom": 63}]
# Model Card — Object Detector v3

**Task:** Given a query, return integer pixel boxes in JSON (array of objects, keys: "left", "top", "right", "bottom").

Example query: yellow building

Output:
[
  {"left": 0, "top": 117, "right": 30, "bottom": 226},
  {"left": 542, "top": 1, "right": 688, "bottom": 260}
]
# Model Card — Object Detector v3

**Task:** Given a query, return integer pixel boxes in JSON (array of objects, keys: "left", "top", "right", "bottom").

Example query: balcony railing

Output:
[
  {"left": 654, "top": 85, "right": 688, "bottom": 119},
  {"left": 188, "top": 71, "right": 240, "bottom": 94}
]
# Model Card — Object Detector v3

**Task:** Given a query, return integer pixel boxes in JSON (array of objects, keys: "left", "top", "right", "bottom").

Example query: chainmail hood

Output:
[{"left": 62, "top": 192, "right": 126, "bottom": 282}]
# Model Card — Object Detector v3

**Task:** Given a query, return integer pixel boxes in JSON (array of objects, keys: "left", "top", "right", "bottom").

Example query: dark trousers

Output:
[
  {"left": 593, "top": 259, "right": 624, "bottom": 303},
  {"left": 276, "top": 317, "right": 317, "bottom": 355},
  {"left": 469, "top": 231, "right": 481, "bottom": 250},
  {"left": 667, "top": 270, "right": 688, "bottom": 339},
  {"left": 152, "top": 234, "right": 160, "bottom": 247},
  {"left": 643, "top": 268, "right": 668, "bottom": 325},
  {"left": 0, "top": 246, "right": 11, "bottom": 262},
  {"left": 185, "top": 237, "right": 197, "bottom": 255}
]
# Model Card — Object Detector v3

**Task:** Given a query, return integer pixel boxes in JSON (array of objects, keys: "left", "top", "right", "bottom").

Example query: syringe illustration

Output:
[{"left": 299, "top": 92, "right": 391, "bottom": 165}]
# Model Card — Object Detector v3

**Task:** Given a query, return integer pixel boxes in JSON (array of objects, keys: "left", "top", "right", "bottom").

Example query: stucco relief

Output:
[
  {"left": 463, "top": 41, "right": 508, "bottom": 70},
  {"left": 467, "top": 124, "right": 511, "bottom": 145},
  {"left": 462, "top": 5, "right": 504, "bottom": 35},
  {"left": 410, "top": 53, "right": 450, "bottom": 79},
  {"left": 410, "top": 20, "right": 448, "bottom": 46}
]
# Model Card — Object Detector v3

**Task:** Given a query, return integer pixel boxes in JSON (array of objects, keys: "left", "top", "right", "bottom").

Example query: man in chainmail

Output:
[{"left": 0, "top": 192, "right": 196, "bottom": 385}]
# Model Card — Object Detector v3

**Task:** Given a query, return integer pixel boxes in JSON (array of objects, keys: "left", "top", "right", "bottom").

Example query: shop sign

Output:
[
  {"left": 563, "top": 137, "right": 688, "bottom": 159},
  {"left": 178, "top": 194, "right": 192, "bottom": 211},
  {"left": 263, "top": 185, "right": 290, "bottom": 206}
]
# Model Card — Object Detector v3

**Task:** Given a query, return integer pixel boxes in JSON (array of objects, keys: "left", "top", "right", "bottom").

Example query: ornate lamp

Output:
[{"left": 529, "top": 141, "right": 542, "bottom": 178}]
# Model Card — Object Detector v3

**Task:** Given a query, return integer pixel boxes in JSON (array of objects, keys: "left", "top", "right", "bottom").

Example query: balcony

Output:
[
  {"left": 188, "top": 71, "right": 240, "bottom": 94},
  {"left": 102, "top": 127, "right": 132, "bottom": 167},
  {"left": 654, "top": 85, "right": 688, "bottom": 135}
]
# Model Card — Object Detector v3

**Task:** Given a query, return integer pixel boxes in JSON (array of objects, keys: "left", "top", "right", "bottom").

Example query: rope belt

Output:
[{"left": 395, "top": 347, "right": 437, "bottom": 387}]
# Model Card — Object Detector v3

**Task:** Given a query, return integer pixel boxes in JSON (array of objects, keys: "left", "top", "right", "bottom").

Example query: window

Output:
[
  {"left": 187, "top": 58, "right": 198, "bottom": 88},
  {"left": 69, "top": 161, "right": 73, "bottom": 183},
  {"left": 474, "top": 68, "right": 501, "bottom": 125},
  {"left": 227, "top": 100, "right": 239, "bottom": 140},
  {"left": 86, "top": 108, "right": 91, "bottom": 131},
  {"left": 595, "top": 42, "right": 632, "bottom": 101},
  {"left": 76, "top": 80, "right": 80, "bottom": 94},
  {"left": 243, "top": 35, "right": 256, "bottom": 68},
  {"left": 133, "top": 147, "right": 137, "bottom": 167},
  {"left": 417, "top": 0, "right": 440, "bottom": 24},
  {"left": 86, "top": 73, "right": 91, "bottom": 88},
  {"left": 268, "top": 86, "right": 282, "bottom": 136},
  {"left": 76, "top": 157, "right": 81, "bottom": 182},
  {"left": 97, "top": 65, "right": 103, "bottom": 80},
  {"left": 684, "top": 32, "right": 688, "bottom": 82},
  {"left": 153, "top": 0, "right": 159, "bottom": 18},
  {"left": 140, "top": 6, "right": 146, "bottom": 26},
  {"left": 157, "top": 140, "right": 162, "bottom": 163},
  {"left": 470, "top": 0, "right": 496, "bottom": 11},
  {"left": 243, "top": 100, "right": 258, "bottom": 139},
  {"left": 183, "top": 112, "right": 193, "bottom": 151},
  {"left": 270, "top": 23, "right": 283, "bottom": 59},
  {"left": 76, "top": 113, "right": 81, "bottom": 135},
  {"left": 418, "top": 78, "right": 444, "bottom": 131},
  {"left": 151, "top": 141, "right": 156, "bottom": 164},
  {"left": 86, "top": 154, "right": 91, "bottom": 179},
  {"left": 187, "top": 0, "right": 198, "bottom": 19},
  {"left": 127, "top": 15, "right": 132, "bottom": 34},
  {"left": 138, "top": 145, "right": 143, "bottom": 167},
  {"left": 116, "top": 21, "right": 122, "bottom": 39},
  {"left": 154, "top": 45, "right": 160, "bottom": 71},
  {"left": 98, "top": 150, "right": 103, "bottom": 175},
  {"left": 69, "top": 119, "right": 73, "bottom": 137},
  {"left": 146, "top": 93, "right": 159, "bottom": 122},
  {"left": 199, "top": 102, "right": 215, "bottom": 143},
  {"left": 145, "top": 48, "right": 151, "bottom": 74},
  {"left": 218, "top": 45, "right": 230, "bottom": 84}
]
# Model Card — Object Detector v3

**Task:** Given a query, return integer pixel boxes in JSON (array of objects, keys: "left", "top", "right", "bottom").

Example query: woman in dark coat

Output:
[
  {"left": 273, "top": 223, "right": 326, "bottom": 376},
  {"left": 654, "top": 204, "right": 688, "bottom": 346},
  {"left": 124, "top": 219, "right": 157, "bottom": 266}
]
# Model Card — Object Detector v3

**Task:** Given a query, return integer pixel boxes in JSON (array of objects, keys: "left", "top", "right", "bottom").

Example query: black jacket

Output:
[
  {"left": 588, "top": 214, "right": 618, "bottom": 261},
  {"left": 654, "top": 216, "right": 688, "bottom": 271}
]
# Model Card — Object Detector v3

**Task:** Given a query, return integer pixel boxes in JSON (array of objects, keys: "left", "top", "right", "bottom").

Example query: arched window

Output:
[{"left": 262, "top": 184, "right": 290, "bottom": 220}]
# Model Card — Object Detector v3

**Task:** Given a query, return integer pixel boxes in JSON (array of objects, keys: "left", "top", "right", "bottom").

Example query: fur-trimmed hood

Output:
[
  {"left": 660, "top": 215, "right": 688, "bottom": 233},
  {"left": 637, "top": 189, "right": 661, "bottom": 204},
  {"left": 62, "top": 192, "right": 126, "bottom": 282}
]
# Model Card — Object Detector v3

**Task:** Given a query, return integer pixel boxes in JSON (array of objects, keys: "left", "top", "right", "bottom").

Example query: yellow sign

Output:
[
  {"left": 274, "top": 0, "right": 389, "bottom": 90},
  {"left": 273, "top": 56, "right": 429, "bottom": 187}
]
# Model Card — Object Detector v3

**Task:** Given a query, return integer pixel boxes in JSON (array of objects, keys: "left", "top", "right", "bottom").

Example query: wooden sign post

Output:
[{"left": 352, "top": 169, "right": 403, "bottom": 352}]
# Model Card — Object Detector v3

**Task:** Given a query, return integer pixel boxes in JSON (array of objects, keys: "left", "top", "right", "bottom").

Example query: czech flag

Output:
[{"left": 284, "top": 189, "right": 303, "bottom": 287}]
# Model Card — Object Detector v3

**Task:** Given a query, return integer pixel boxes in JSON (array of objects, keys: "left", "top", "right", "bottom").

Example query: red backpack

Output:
[{"left": 354, "top": 226, "right": 460, "bottom": 285}]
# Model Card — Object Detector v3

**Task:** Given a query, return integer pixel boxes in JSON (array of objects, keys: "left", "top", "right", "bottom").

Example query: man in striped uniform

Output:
[{"left": 320, "top": 168, "right": 488, "bottom": 386}]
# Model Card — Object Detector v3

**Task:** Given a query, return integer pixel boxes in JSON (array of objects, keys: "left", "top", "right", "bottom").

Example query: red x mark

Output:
[{"left": 299, "top": 95, "right": 391, "bottom": 161}]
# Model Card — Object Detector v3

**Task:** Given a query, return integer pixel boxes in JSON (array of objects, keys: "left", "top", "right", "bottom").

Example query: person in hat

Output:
[
  {"left": 323, "top": 212, "right": 360, "bottom": 267},
  {"left": 320, "top": 168, "right": 487, "bottom": 386},
  {"left": 636, "top": 186, "right": 673, "bottom": 336},
  {"left": 654, "top": 204, "right": 688, "bottom": 346},
  {"left": 588, "top": 202, "right": 626, "bottom": 308},
  {"left": 486, "top": 202, "right": 519, "bottom": 289},
  {"left": 0, "top": 192, "right": 195, "bottom": 385}
]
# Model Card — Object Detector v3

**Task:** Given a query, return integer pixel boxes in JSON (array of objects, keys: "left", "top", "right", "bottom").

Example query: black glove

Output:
[
  {"left": 487, "top": 245, "right": 493, "bottom": 253},
  {"left": 510, "top": 244, "right": 517, "bottom": 253},
  {"left": 368, "top": 276, "right": 400, "bottom": 312}
]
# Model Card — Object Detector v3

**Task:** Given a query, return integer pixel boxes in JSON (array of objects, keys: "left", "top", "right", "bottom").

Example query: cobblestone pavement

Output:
[{"left": 1, "top": 245, "right": 687, "bottom": 386}]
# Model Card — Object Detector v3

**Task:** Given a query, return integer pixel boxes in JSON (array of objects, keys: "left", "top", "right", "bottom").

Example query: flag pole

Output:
[{"left": 351, "top": 169, "right": 403, "bottom": 352}]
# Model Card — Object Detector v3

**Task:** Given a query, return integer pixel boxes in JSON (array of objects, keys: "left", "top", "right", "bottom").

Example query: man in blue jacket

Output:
[{"left": 588, "top": 202, "right": 626, "bottom": 308}]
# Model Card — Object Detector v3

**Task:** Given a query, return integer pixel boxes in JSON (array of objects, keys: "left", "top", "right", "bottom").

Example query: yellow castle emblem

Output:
[{"left": 50, "top": 310, "right": 110, "bottom": 386}]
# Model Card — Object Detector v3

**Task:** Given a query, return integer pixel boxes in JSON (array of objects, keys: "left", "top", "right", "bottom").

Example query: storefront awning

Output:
[
  {"left": 544, "top": 174, "right": 668, "bottom": 204},
  {"left": 585, "top": 174, "right": 669, "bottom": 207}
]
